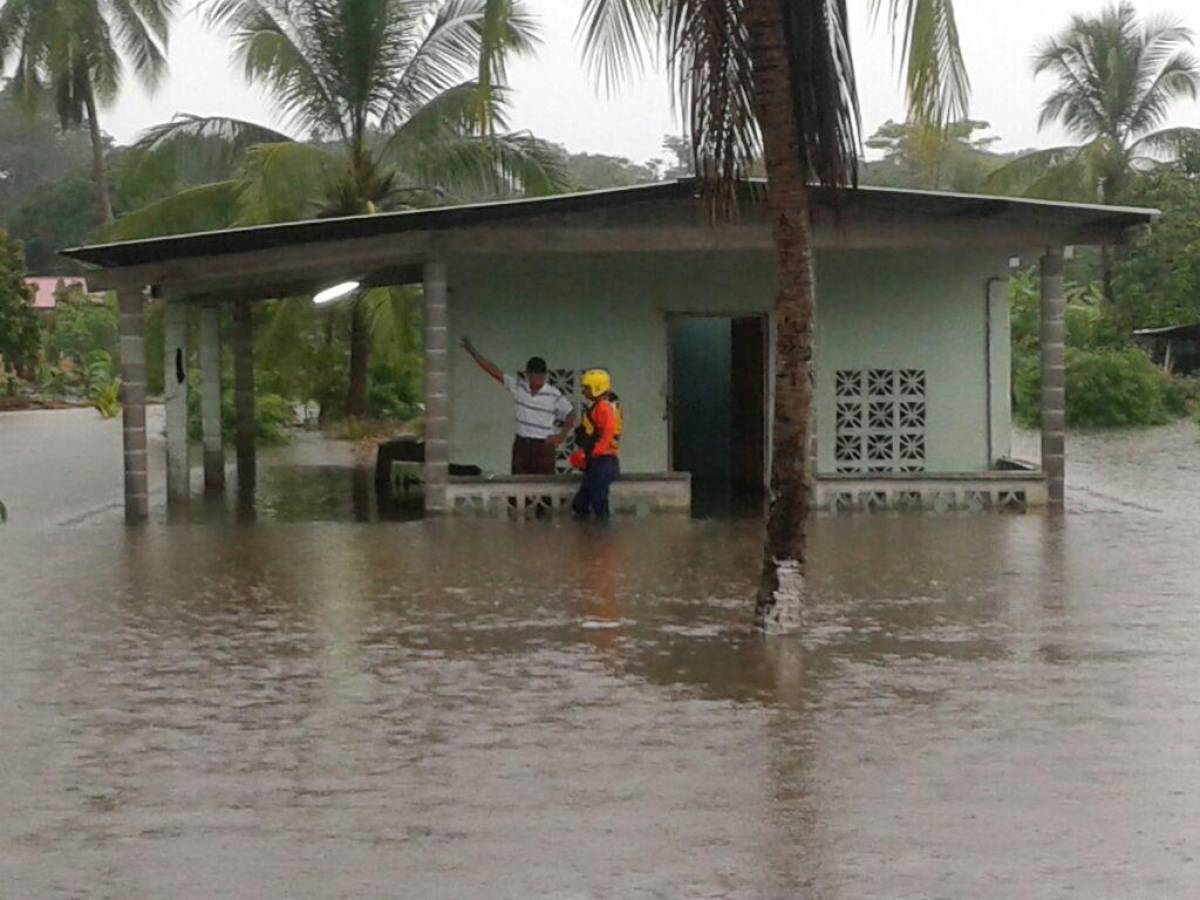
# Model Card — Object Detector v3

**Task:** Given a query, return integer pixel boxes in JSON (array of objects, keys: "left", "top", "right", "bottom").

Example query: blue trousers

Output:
[{"left": 573, "top": 455, "right": 619, "bottom": 519}]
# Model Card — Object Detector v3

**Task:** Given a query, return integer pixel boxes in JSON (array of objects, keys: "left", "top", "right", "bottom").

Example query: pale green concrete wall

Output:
[
  {"left": 813, "top": 250, "right": 1011, "bottom": 473},
  {"left": 446, "top": 249, "right": 1011, "bottom": 477},
  {"left": 447, "top": 252, "right": 771, "bottom": 475},
  {"left": 988, "top": 277, "right": 1013, "bottom": 462}
]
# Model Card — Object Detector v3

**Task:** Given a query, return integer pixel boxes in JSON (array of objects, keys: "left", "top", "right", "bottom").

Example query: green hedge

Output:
[{"left": 1014, "top": 347, "right": 1180, "bottom": 427}]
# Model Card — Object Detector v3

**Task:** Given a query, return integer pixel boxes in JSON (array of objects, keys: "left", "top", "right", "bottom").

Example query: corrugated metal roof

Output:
[
  {"left": 60, "top": 178, "right": 1158, "bottom": 271},
  {"left": 1133, "top": 323, "right": 1200, "bottom": 340}
]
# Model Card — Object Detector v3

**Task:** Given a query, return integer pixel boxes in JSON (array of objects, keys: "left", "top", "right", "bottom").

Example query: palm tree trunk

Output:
[
  {"left": 348, "top": 296, "right": 370, "bottom": 418},
  {"left": 83, "top": 80, "right": 115, "bottom": 225},
  {"left": 745, "top": 0, "right": 816, "bottom": 633}
]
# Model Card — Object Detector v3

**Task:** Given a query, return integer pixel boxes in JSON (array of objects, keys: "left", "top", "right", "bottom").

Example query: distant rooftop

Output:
[{"left": 25, "top": 276, "right": 91, "bottom": 310}]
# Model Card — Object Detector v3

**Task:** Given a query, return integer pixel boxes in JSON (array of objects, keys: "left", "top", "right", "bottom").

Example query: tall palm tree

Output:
[
  {"left": 114, "top": 0, "right": 567, "bottom": 417},
  {"left": 986, "top": 2, "right": 1200, "bottom": 308},
  {"left": 0, "top": 0, "right": 175, "bottom": 223},
  {"left": 990, "top": 2, "right": 1200, "bottom": 205},
  {"left": 544, "top": 0, "right": 968, "bottom": 630}
]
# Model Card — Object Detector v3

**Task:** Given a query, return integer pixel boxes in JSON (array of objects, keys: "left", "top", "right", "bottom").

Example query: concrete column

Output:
[
  {"left": 423, "top": 257, "right": 450, "bottom": 514},
  {"left": 199, "top": 300, "right": 225, "bottom": 494},
  {"left": 163, "top": 298, "right": 190, "bottom": 506},
  {"left": 117, "top": 287, "right": 149, "bottom": 523},
  {"left": 233, "top": 299, "right": 256, "bottom": 500},
  {"left": 1040, "top": 248, "right": 1066, "bottom": 509}
]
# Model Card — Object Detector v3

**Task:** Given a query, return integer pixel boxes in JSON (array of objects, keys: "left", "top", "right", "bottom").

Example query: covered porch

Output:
[{"left": 60, "top": 180, "right": 1155, "bottom": 522}]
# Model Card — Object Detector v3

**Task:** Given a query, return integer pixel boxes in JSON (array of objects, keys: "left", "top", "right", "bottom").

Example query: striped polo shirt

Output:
[{"left": 503, "top": 374, "right": 574, "bottom": 440}]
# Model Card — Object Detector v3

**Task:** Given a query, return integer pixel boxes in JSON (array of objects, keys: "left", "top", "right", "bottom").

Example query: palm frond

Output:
[
  {"left": 234, "top": 141, "right": 342, "bottom": 223},
  {"left": 576, "top": 0, "right": 660, "bottom": 95},
  {"left": 779, "top": 0, "right": 863, "bottom": 190},
  {"left": 97, "top": 180, "right": 243, "bottom": 241},
  {"left": 1128, "top": 126, "right": 1200, "bottom": 161},
  {"left": 388, "top": 0, "right": 492, "bottom": 121},
  {"left": 984, "top": 145, "right": 1092, "bottom": 200},
  {"left": 663, "top": 0, "right": 758, "bottom": 215},
  {"left": 131, "top": 113, "right": 295, "bottom": 180},
  {"left": 393, "top": 128, "right": 569, "bottom": 201},
  {"left": 204, "top": 0, "right": 346, "bottom": 140},
  {"left": 475, "top": 0, "right": 540, "bottom": 130},
  {"left": 1126, "top": 50, "right": 1199, "bottom": 136},
  {"left": 384, "top": 81, "right": 507, "bottom": 160},
  {"left": 107, "top": 0, "right": 172, "bottom": 91},
  {"left": 364, "top": 285, "right": 422, "bottom": 363},
  {"left": 869, "top": 0, "right": 970, "bottom": 126}
]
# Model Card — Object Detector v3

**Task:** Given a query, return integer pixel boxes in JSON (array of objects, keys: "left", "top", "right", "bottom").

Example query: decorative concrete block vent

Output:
[
  {"left": 835, "top": 368, "right": 927, "bottom": 474},
  {"left": 445, "top": 474, "right": 692, "bottom": 518},
  {"left": 815, "top": 480, "right": 1042, "bottom": 514}
]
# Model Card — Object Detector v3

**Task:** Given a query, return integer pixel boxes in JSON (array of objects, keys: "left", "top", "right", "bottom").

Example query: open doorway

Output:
[{"left": 668, "top": 314, "right": 767, "bottom": 514}]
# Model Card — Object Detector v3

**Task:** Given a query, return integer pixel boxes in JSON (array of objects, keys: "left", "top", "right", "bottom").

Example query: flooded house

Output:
[{"left": 61, "top": 180, "right": 1156, "bottom": 521}]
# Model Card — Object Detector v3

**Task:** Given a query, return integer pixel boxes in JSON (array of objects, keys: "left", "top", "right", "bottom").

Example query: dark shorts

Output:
[{"left": 512, "top": 436, "right": 557, "bottom": 475}]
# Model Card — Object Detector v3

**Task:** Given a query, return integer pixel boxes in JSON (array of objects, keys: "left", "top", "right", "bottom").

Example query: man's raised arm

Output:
[{"left": 460, "top": 336, "right": 505, "bottom": 384}]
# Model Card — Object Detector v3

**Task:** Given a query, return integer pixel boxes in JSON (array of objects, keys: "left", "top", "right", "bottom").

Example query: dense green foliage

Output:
[
  {"left": 187, "top": 385, "right": 294, "bottom": 446},
  {"left": 1015, "top": 347, "right": 1182, "bottom": 428},
  {"left": 1009, "top": 268, "right": 1193, "bottom": 428},
  {"left": 0, "top": 83, "right": 96, "bottom": 222},
  {"left": 0, "top": 230, "right": 40, "bottom": 382},
  {"left": 1114, "top": 173, "right": 1200, "bottom": 328},
  {"left": 862, "top": 119, "right": 1007, "bottom": 192}
]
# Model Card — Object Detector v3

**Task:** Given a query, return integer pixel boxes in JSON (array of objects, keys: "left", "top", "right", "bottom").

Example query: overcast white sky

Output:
[{"left": 96, "top": 0, "right": 1200, "bottom": 163}]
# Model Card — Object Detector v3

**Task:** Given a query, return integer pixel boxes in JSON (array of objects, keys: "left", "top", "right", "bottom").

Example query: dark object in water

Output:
[{"left": 375, "top": 438, "right": 481, "bottom": 490}]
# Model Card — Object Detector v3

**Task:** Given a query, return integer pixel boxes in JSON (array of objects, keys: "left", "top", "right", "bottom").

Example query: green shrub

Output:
[
  {"left": 91, "top": 378, "right": 122, "bottom": 418},
  {"left": 187, "top": 386, "right": 294, "bottom": 445},
  {"left": 1167, "top": 376, "right": 1200, "bottom": 417},
  {"left": 366, "top": 359, "right": 421, "bottom": 420},
  {"left": 1016, "top": 347, "right": 1178, "bottom": 428}
]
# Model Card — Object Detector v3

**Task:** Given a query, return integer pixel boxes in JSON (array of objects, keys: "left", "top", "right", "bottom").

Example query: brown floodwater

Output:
[{"left": 2, "top": 410, "right": 1199, "bottom": 897}]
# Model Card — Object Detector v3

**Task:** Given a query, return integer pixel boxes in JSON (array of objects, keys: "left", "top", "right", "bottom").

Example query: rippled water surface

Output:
[{"left": 2, "top": 410, "right": 1199, "bottom": 898}]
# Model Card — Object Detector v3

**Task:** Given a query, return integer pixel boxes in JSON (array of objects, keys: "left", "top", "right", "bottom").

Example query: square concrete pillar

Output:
[
  {"left": 233, "top": 299, "right": 256, "bottom": 502},
  {"left": 423, "top": 258, "right": 450, "bottom": 514},
  {"left": 117, "top": 287, "right": 149, "bottom": 523},
  {"left": 199, "top": 300, "right": 225, "bottom": 494},
  {"left": 163, "top": 298, "right": 190, "bottom": 506},
  {"left": 1040, "top": 247, "right": 1066, "bottom": 509}
]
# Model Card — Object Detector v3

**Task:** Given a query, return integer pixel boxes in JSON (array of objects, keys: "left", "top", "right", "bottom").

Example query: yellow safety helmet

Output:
[{"left": 581, "top": 368, "right": 611, "bottom": 397}]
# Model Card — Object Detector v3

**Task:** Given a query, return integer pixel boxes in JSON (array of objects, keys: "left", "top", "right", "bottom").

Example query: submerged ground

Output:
[{"left": 2, "top": 409, "right": 1199, "bottom": 897}]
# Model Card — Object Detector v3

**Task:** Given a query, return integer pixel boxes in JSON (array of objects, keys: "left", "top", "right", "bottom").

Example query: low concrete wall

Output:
[
  {"left": 814, "top": 471, "right": 1048, "bottom": 513},
  {"left": 444, "top": 473, "right": 692, "bottom": 517}
]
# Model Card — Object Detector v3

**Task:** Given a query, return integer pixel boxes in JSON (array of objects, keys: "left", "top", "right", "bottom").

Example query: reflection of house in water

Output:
[
  {"left": 1133, "top": 323, "right": 1200, "bottom": 376},
  {"left": 60, "top": 180, "right": 1157, "bottom": 521}
]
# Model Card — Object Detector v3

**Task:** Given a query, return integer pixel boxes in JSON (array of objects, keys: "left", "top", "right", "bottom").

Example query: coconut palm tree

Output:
[
  {"left": 987, "top": 2, "right": 1200, "bottom": 306},
  {"left": 990, "top": 2, "right": 1200, "bottom": 204},
  {"left": 550, "top": 0, "right": 968, "bottom": 630},
  {"left": 0, "top": 0, "right": 175, "bottom": 223},
  {"left": 112, "top": 0, "right": 567, "bottom": 417}
]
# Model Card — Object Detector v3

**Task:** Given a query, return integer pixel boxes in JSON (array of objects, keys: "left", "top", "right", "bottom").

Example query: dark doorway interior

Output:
[{"left": 669, "top": 315, "right": 767, "bottom": 515}]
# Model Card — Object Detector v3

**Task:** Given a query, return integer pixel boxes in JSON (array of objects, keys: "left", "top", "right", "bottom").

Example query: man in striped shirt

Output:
[{"left": 461, "top": 336, "right": 576, "bottom": 475}]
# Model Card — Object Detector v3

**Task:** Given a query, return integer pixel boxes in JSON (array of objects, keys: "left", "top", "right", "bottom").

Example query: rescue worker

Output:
[
  {"left": 460, "top": 336, "right": 575, "bottom": 475},
  {"left": 570, "top": 369, "right": 621, "bottom": 519}
]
